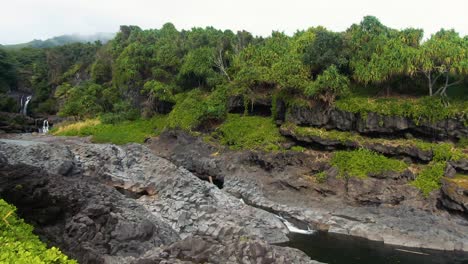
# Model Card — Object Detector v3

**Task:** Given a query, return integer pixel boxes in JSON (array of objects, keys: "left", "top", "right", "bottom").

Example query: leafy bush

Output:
[
  {"left": 167, "top": 87, "right": 227, "bottom": 130},
  {"left": 0, "top": 199, "right": 76, "bottom": 264},
  {"left": 55, "top": 82, "right": 105, "bottom": 119},
  {"left": 411, "top": 162, "right": 446, "bottom": 197},
  {"left": 142, "top": 80, "right": 176, "bottom": 103},
  {"left": 214, "top": 114, "right": 285, "bottom": 151},
  {"left": 331, "top": 148, "right": 407, "bottom": 178},
  {"left": 305, "top": 65, "right": 350, "bottom": 105}
]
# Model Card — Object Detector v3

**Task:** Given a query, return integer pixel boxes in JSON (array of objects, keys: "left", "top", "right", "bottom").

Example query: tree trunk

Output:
[{"left": 427, "top": 72, "right": 433, "bottom": 96}]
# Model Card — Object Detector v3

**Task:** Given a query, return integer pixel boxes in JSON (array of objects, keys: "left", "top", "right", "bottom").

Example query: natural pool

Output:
[{"left": 282, "top": 232, "right": 468, "bottom": 264}]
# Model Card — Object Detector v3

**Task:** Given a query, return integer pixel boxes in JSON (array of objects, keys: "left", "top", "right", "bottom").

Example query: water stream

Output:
[{"left": 281, "top": 232, "right": 468, "bottom": 264}]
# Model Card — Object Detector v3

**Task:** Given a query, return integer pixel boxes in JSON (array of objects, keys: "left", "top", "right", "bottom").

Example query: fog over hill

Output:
[{"left": 2, "top": 32, "right": 115, "bottom": 49}]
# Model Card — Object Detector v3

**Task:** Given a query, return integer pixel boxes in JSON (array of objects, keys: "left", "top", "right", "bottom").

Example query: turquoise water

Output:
[{"left": 283, "top": 232, "right": 468, "bottom": 264}]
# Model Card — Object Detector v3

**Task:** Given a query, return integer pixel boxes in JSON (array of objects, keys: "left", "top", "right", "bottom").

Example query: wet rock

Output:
[{"left": 440, "top": 177, "right": 468, "bottom": 214}]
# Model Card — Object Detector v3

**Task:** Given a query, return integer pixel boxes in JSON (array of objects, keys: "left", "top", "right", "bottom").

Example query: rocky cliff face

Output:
[
  {"left": 148, "top": 130, "right": 468, "bottom": 251},
  {"left": 0, "top": 137, "right": 320, "bottom": 264},
  {"left": 282, "top": 104, "right": 468, "bottom": 140}
]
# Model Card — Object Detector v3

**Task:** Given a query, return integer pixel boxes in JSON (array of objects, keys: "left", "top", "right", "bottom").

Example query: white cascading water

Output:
[
  {"left": 42, "top": 120, "right": 49, "bottom": 134},
  {"left": 22, "top": 95, "right": 32, "bottom": 115},
  {"left": 275, "top": 215, "right": 315, "bottom": 235}
]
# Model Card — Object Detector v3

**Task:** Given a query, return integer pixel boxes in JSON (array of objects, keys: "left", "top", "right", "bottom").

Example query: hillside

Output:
[{"left": 2, "top": 32, "right": 115, "bottom": 49}]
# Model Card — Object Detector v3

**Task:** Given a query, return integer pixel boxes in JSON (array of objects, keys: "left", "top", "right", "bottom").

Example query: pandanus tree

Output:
[{"left": 413, "top": 29, "right": 467, "bottom": 97}]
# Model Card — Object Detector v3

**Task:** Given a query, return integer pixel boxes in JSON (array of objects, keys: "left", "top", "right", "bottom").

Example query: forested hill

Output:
[
  {"left": 2, "top": 32, "right": 115, "bottom": 49},
  {"left": 0, "top": 16, "right": 466, "bottom": 124}
]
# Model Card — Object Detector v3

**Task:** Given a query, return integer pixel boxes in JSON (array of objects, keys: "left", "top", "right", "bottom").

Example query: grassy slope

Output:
[{"left": 53, "top": 116, "right": 168, "bottom": 145}]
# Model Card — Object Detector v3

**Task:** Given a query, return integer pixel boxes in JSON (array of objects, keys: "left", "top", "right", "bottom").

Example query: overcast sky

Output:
[{"left": 1, "top": 0, "right": 467, "bottom": 44}]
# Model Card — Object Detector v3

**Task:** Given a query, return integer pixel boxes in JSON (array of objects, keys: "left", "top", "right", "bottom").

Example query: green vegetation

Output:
[
  {"left": 286, "top": 122, "right": 362, "bottom": 143},
  {"left": 0, "top": 16, "right": 465, "bottom": 123},
  {"left": 314, "top": 171, "right": 328, "bottom": 183},
  {"left": 411, "top": 162, "right": 446, "bottom": 197},
  {"left": 53, "top": 116, "right": 168, "bottom": 144},
  {"left": 214, "top": 114, "right": 285, "bottom": 151},
  {"left": 0, "top": 199, "right": 76, "bottom": 264},
  {"left": 305, "top": 65, "right": 350, "bottom": 105},
  {"left": 167, "top": 87, "right": 227, "bottom": 130},
  {"left": 330, "top": 149, "right": 407, "bottom": 179}
]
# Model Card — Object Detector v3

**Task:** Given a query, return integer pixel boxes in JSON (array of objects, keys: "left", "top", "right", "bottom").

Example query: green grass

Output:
[
  {"left": 411, "top": 162, "right": 446, "bottom": 197},
  {"left": 285, "top": 123, "right": 362, "bottom": 143},
  {"left": 214, "top": 114, "right": 286, "bottom": 151},
  {"left": 330, "top": 149, "right": 407, "bottom": 179},
  {"left": 335, "top": 96, "right": 468, "bottom": 124},
  {"left": 53, "top": 115, "right": 169, "bottom": 145},
  {"left": 0, "top": 199, "right": 76, "bottom": 264}
]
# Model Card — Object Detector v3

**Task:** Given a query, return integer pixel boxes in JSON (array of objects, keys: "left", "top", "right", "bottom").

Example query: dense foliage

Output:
[
  {"left": 0, "top": 199, "right": 76, "bottom": 263},
  {"left": 411, "top": 162, "right": 446, "bottom": 197},
  {"left": 0, "top": 16, "right": 465, "bottom": 120},
  {"left": 214, "top": 114, "right": 285, "bottom": 151}
]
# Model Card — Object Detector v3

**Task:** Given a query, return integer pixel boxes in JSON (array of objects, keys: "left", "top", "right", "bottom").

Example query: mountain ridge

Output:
[{"left": 2, "top": 32, "right": 116, "bottom": 49}]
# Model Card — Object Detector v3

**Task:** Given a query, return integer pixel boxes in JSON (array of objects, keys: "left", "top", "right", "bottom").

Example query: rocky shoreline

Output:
[
  {"left": 148, "top": 131, "right": 468, "bottom": 251},
  {"left": 1, "top": 132, "right": 468, "bottom": 263},
  {"left": 0, "top": 136, "right": 320, "bottom": 264}
]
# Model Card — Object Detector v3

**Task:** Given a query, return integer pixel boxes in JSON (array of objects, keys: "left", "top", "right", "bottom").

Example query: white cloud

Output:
[{"left": 1, "top": 0, "right": 467, "bottom": 44}]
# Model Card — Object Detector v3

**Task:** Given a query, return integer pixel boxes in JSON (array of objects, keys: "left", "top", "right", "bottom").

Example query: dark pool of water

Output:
[{"left": 281, "top": 232, "right": 468, "bottom": 264}]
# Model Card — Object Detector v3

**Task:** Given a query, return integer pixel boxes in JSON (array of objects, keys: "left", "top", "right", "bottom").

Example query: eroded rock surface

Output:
[
  {"left": 148, "top": 130, "right": 468, "bottom": 251},
  {"left": 0, "top": 163, "right": 179, "bottom": 263},
  {"left": 279, "top": 125, "right": 434, "bottom": 162},
  {"left": 0, "top": 137, "right": 319, "bottom": 264}
]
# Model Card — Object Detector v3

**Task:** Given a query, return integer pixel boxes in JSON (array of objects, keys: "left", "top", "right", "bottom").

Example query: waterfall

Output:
[
  {"left": 21, "top": 95, "right": 32, "bottom": 115},
  {"left": 275, "top": 215, "right": 315, "bottom": 235},
  {"left": 42, "top": 120, "right": 49, "bottom": 134}
]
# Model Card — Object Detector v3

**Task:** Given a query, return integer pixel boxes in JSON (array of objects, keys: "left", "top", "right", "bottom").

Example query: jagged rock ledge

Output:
[
  {"left": 279, "top": 123, "right": 434, "bottom": 162},
  {"left": 0, "top": 138, "right": 321, "bottom": 264},
  {"left": 280, "top": 104, "right": 468, "bottom": 140},
  {"left": 148, "top": 130, "right": 468, "bottom": 252}
]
